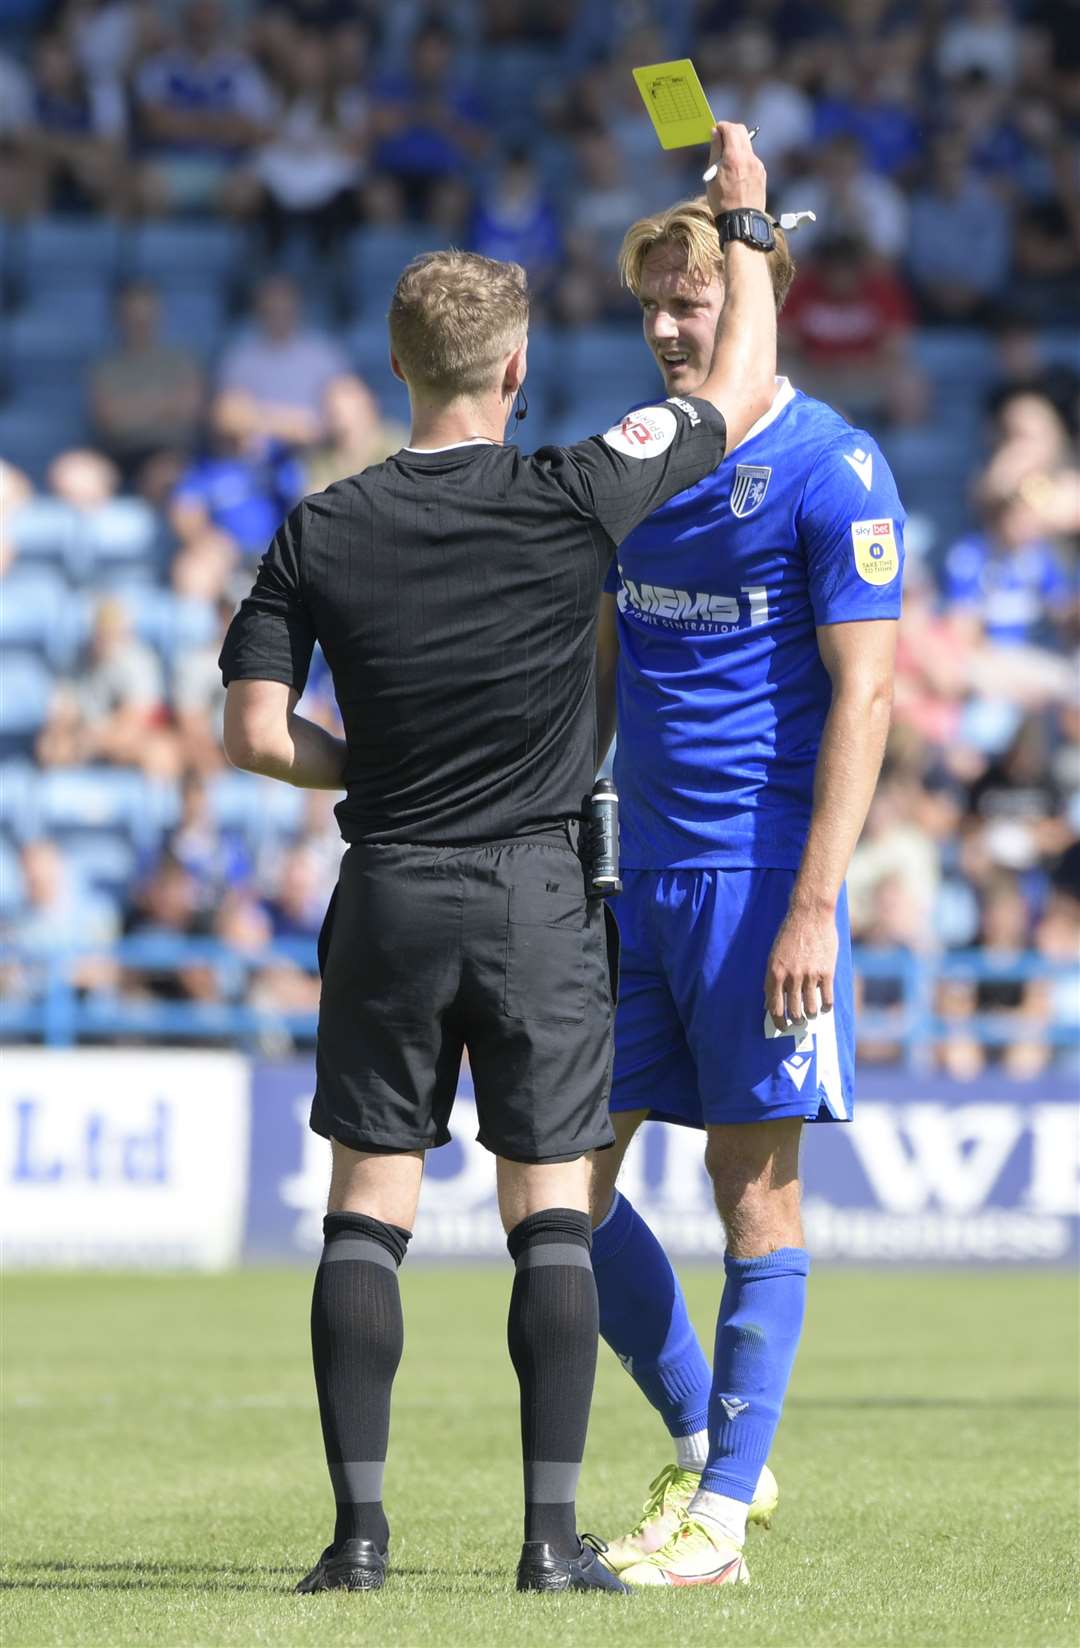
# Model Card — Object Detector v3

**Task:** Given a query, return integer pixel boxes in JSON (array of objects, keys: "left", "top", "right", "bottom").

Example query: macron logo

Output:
[
  {"left": 781, "top": 1051, "right": 814, "bottom": 1092},
  {"left": 844, "top": 448, "right": 873, "bottom": 489},
  {"left": 720, "top": 1398, "right": 749, "bottom": 1421}
]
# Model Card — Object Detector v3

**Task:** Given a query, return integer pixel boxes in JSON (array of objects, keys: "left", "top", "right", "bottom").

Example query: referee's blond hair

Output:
[
  {"left": 389, "top": 250, "right": 529, "bottom": 398},
  {"left": 619, "top": 197, "right": 795, "bottom": 313}
]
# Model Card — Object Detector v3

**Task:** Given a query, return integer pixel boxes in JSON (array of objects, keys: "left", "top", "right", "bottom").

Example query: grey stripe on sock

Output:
[
  {"left": 525, "top": 1460, "right": 583, "bottom": 1503},
  {"left": 321, "top": 1238, "right": 396, "bottom": 1269},
  {"left": 515, "top": 1243, "right": 591, "bottom": 1271},
  {"left": 329, "top": 1460, "right": 386, "bottom": 1503}
]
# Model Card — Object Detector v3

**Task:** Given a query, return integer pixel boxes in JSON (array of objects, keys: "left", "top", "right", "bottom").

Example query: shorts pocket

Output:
[{"left": 504, "top": 885, "right": 587, "bottom": 1022}]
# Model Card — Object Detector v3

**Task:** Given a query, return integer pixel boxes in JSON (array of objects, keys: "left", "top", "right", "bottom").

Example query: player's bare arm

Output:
[
  {"left": 694, "top": 122, "right": 776, "bottom": 447},
  {"left": 595, "top": 592, "right": 620, "bottom": 768},
  {"left": 223, "top": 678, "right": 347, "bottom": 789},
  {"left": 765, "top": 618, "right": 897, "bottom": 1025}
]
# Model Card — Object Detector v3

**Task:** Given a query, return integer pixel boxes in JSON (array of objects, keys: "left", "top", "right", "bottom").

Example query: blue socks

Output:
[
  {"left": 591, "top": 1192, "right": 710, "bottom": 1439},
  {"left": 701, "top": 1247, "right": 810, "bottom": 1502}
]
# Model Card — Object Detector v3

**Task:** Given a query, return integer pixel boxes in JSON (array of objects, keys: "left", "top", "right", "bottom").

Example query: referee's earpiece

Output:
[{"left": 513, "top": 387, "right": 528, "bottom": 422}]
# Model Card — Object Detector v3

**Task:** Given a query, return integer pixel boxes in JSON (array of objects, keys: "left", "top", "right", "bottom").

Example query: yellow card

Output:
[{"left": 632, "top": 59, "right": 715, "bottom": 150}]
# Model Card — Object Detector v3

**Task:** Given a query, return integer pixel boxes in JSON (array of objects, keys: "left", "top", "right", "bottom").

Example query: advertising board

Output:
[
  {"left": 244, "top": 1062, "right": 1080, "bottom": 1265},
  {"left": 1, "top": 1051, "right": 250, "bottom": 1268}
]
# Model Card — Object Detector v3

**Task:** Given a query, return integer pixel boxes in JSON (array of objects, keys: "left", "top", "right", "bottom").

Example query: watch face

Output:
[{"left": 750, "top": 212, "right": 774, "bottom": 247}]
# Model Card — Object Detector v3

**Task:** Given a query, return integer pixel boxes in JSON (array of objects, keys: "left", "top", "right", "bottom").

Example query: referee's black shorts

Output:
[{"left": 310, "top": 833, "right": 618, "bottom": 1164}]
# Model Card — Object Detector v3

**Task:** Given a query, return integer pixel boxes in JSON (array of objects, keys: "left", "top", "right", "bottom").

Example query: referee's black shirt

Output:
[{"left": 220, "top": 396, "right": 726, "bottom": 845}]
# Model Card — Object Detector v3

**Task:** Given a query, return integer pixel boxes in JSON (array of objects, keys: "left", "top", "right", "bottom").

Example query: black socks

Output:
[
  {"left": 310, "top": 1212, "right": 410, "bottom": 1553},
  {"left": 506, "top": 1208, "right": 598, "bottom": 1558}
]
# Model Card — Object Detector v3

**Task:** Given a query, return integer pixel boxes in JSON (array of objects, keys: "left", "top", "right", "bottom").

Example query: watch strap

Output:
[{"left": 714, "top": 209, "right": 775, "bottom": 251}]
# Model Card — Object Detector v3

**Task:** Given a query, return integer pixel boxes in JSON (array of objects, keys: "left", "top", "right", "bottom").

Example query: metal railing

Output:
[{"left": 1, "top": 937, "right": 1076, "bottom": 1062}]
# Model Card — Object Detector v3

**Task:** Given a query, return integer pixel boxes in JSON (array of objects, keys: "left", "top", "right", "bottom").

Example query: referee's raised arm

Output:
[{"left": 693, "top": 121, "right": 778, "bottom": 447}]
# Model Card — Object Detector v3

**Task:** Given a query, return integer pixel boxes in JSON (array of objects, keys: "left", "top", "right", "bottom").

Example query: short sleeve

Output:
[
  {"left": 219, "top": 505, "right": 316, "bottom": 691},
  {"left": 532, "top": 396, "right": 727, "bottom": 546},
  {"left": 799, "top": 433, "right": 906, "bottom": 626}
]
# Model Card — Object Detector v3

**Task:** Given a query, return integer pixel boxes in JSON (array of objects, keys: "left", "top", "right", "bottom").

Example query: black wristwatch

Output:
[{"left": 714, "top": 209, "right": 775, "bottom": 251}]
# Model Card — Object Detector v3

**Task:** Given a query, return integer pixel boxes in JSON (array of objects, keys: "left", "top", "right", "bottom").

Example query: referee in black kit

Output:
[{"left": 220, "top": 123, "right": 775, "bottom": 1596}]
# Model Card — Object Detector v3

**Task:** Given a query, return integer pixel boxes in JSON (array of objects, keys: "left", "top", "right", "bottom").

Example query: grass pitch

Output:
[{"left": 2, "top": 1267, "right": 1077, "bottom": 1648}]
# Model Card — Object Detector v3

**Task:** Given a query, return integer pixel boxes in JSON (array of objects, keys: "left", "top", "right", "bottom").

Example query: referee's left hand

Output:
[{"left": 765, "top": 905, "right": 838, "bottom": 1026}]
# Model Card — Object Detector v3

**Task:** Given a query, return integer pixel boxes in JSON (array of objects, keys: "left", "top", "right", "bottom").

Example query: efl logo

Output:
[{"left": 602, "top": 404, "right": 678, "bottom": 459}]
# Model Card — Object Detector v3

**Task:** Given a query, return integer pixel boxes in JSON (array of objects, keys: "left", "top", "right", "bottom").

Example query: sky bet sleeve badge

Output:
[{"left": 851, "top": 518, "right": 899, "bottom": 584}]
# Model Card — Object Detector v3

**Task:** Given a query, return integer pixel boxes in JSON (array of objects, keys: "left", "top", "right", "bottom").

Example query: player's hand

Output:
[
  {"left": 705, "top": 121, "right": 767, "bottom": 216},
  {"left": 764, "top": 905, "right": 838, "bottom": 1026}
]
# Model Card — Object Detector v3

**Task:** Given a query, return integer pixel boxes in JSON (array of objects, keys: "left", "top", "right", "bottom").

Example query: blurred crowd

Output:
[{"left": 0, "top": 0, "right": 1077, "bottom": 1069}]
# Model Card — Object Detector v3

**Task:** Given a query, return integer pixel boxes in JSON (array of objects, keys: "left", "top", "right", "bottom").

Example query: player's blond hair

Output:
[
  {"left": 619, "top": 197, "right": 795, "bottom": 313},
  {"left": 388, "top": 250, "right": 529, "bottom": 398}
]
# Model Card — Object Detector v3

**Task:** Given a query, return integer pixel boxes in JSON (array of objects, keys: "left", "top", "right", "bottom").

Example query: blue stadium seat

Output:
[
  {"left": 0, "top": 831, "right": 23, "bottom": 913},
  {"left": 82, "top": 499, "right": 163, "bottom": 582},
  {"left": 122, "top": 588, "right": 216, "bottom": 662},
  {"left": 128, "top": 221, "right": 243, "bottom": 287},
  {"left": 157, "top": 285, "right": 227, "bottom": 354},
  {"left": 0, "top": 569, "right": 67, "bottom": 667},
  {"left": 9, "top": 500, "right": 80, "bottom": 573},
  {"left": 1040, "top": 328, "right": 1080, "bottom": 372},
  {"left": 559, "top": 327, "right": 658, "bottom": 420},
  {"left": 0, "top": 762, "right": 38, "bottom": 839},
  {"left": 0, "top": 655, "right": 53, "bottom": 736},
  {"left": 344, "top": 226, "right": 442, "bottom": 318},
  {"left": 208, "top": 769, "right": 305, "bottom": 845},
  {"left": 346, "top": 323, "right": 410, "bottom": 423},
  {"left": 63, "top": 832, "right": 139, "bottom": 900},
  {"left": 476, "top": 44, "right": 560, "bottom": 138},
  {"left": 19, "top": 217, "right": 122, "bottom": 292},
  {"left": 35, "top": 767, "right": 152, "bottom": 847},
  {"left": 0, "top": 411, "right": 86, "bottom": 486},
  {"left": 912, "top": 328, "right": 996, "bottom": 428},
  {"left": 9, "top": 288, "right": 112, "bottom": 356},
  {"left": 882, "top": 426, "right": 976, "bottom": 551}
]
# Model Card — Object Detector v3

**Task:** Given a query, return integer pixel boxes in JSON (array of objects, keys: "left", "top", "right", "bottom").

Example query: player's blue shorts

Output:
[{"left": 610, "top": 867, "right": 854, "bottom": 1128}]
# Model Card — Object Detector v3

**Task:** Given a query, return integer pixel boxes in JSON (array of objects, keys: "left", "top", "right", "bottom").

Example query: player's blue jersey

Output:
[{"left": 604, "top": 380, "right": 906, "bottom": 869}]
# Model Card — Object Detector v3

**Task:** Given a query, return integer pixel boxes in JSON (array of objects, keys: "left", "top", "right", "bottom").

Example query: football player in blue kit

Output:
[{"left": 590, "top": 196, "right": 906, "bottom": 1586}]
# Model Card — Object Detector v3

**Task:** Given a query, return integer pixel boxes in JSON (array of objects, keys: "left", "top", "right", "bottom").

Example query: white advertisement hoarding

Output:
[{"left": 1, "top": 1051, "right": 250, "bottom": 1269}]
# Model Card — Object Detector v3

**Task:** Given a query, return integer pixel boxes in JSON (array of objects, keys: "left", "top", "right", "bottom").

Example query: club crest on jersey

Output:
[{"left": 730, "top": 464, "right": 772, "bottom": 518}]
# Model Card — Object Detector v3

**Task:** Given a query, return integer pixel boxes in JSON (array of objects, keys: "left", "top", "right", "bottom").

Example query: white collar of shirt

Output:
[
  {"left": 403, "top": 437, "right": 498, "bottom": 452},
  {"left": 738, "top": 377, "right": 796, "bottom": 447}
]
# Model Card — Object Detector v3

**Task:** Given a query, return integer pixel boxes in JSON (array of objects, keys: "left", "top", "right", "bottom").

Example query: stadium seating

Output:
[
  {"left": 127, "top": 221, "right": 244, "bottom": 289},
  {"left": 156, "top": 286, "right": 228, "bottom": 356},
  {"left": 81, "top": 498, "right": 164, "bottom": 583},
  {"left": 0, "top": 570, "right": 68, "bottom": 668},
  {"left": 16, "top": 216, "right": 122, "bottom": 296},
  {"left": 0, "top": 657, "right": 54, "bottom": 755},
  {"left": 34, "top": 767, "right": 171, "bottom": 852},
  {"left": 207, "top": 768, "right": 306, "bottom": 846},
  {"left": 344, "top": 226, "right": 443, "bottom": 319}
]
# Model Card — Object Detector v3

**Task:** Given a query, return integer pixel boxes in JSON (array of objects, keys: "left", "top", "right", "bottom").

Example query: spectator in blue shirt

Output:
[
  {"left": 942, "top": 493, "right": 1072, "bottom": 649},
  {"left": 170, "top": 398, "right": 305, "bottom": 558},
  {"left": 369, "top": 18, "right": 489, "bottom": 222},
  {"left": 907, "top": 133, "right": 1011, "bottom": 324},
  {"left": 468, "top": 150, "right": 562, "bottom": 298},
  {"left": 25, "top": 31, "right": 126, "bottom": 213},
  {"left": 261, "top": 844, "right": 327, "bottom": 943},
  {"left": 133, "top": 0, "right": 274, "bottom": 214},
  {"left": 813, "top": 49, "right": 923, "bottom": 180}
]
